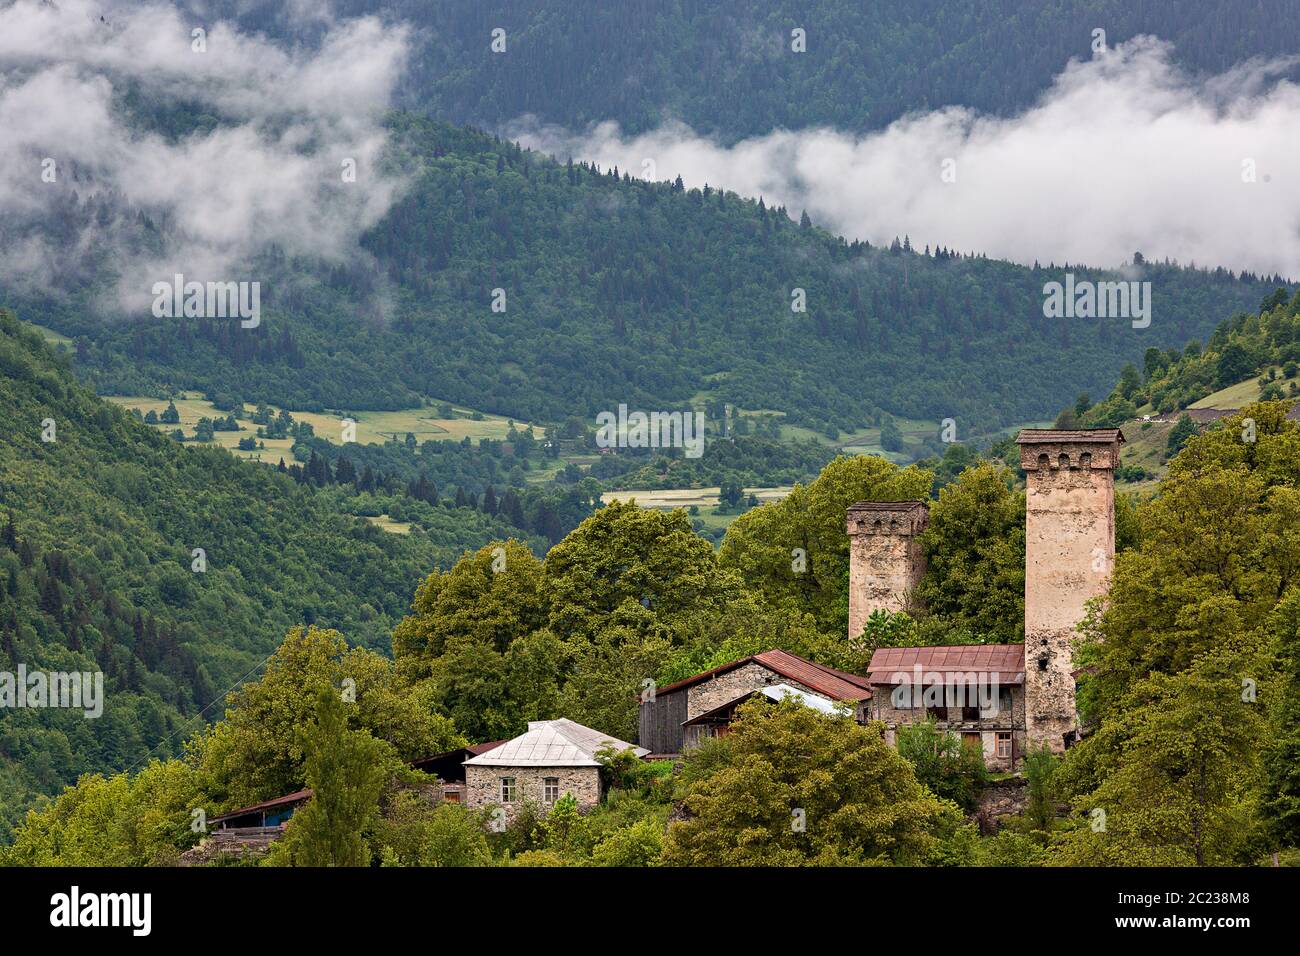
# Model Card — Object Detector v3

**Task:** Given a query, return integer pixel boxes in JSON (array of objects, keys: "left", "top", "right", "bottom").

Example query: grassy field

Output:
[
  {"left": 601, "top": 485, "right": 795, "bottom": 539},
  {"left": 1188, "top": 371, "right": 1276, "bottom": 410},
  {"left": 106, "top": 392, "right": 531, "bottom": 463},
  {"left": 31, "top": 324, "right": 73, "bottom": 348},
  {"left": 362, "top": 514, "right": 413, "bottom": 534},
  {"left": 1116, "top": 419, "right": 1175, "bottom": 492},
  {"left": 601, "top": 485, "right": 794, "bottom": 509},
  {"left": 1117, "top": 371, "right": 1289, "bottom": 492}
]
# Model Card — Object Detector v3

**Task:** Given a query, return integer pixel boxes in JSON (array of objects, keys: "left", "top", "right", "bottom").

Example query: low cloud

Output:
[
  {"left": 0, "top": 0, "right": 410, "bottom": 311},
  {"left": 510, "top": 37, "right": 1300, "bottom": 278}
]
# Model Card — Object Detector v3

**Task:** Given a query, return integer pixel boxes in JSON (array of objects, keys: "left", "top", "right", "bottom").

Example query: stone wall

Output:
[
  {"left": 846, "top": 502, "right": 928, "bottom": 641},
  {"left": 684, "top": 661, "right": 833, "bottom": 720},
  {"left": 465, "top": 764, "right": 601, "bottom": 824},
  {"left": 974, "top": 777, "right": 1029, "bottom": 834},
  {"left": 1019, "top": 437, "right": 1119, "bottom": 752}
]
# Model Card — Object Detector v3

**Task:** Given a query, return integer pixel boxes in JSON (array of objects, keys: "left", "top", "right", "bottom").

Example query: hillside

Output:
[
  {"left": 0, "top": 308, "right": 526, "bottom": 834},
  {"left": 205, "top": 0, "right": 1300, "bottom": 142},
  {"left": 12, "top": 115, "right": 1281, "bottom": 441},
  {"left": 1060, "top": 287, "right": 1300, "bottom": 485}
]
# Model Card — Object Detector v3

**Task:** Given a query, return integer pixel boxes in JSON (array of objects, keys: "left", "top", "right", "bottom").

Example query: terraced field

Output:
[{"left": 106, "top": 392, "right": 531, "bottom": 463}]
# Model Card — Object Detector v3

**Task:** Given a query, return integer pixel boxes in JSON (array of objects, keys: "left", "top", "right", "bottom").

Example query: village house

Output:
[
  {"left": 863, "top": 644, "right": 1028, "bottom": 771},
  {"left": 464, "top": 718, "right": 647, "bottom": 822},
  {"left": 637, "top": 427, "right": 1124, "bottom": 772},
  {"left": 638, "top": 648, "right": 873, "bottom": 754},
  {"left": 681, "top": 682, "right": 852, "bottom": 747},
  {"left": 410, "top": 739, "right": 506, "bottom": 803}
]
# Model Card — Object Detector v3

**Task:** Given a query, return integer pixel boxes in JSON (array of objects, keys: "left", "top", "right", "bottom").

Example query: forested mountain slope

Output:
[
  {"left": 23, "top": 116, "right": 1282, "bottom": 437},
  {"left": 200, "top": 0, "right": 1300, "bottom": 142},
  {"left": 0, "top": 308, "right": 520, "bottom": 834}
]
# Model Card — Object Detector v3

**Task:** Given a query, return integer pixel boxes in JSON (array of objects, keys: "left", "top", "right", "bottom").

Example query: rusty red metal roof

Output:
[
  {"left": 653, "top": 649, "right": 871, "bottom": 701},
  {"left": 865, "top": 644, "right": 1025, "bottom": 685},
  {"left": 210, "top": 788, "right": 313, "bottom": 825}
]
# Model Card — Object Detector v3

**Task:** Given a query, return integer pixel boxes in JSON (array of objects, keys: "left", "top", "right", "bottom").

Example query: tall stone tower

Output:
[
  {"left": 1016, "top": 428, "right": 1125, "bottom": 752},
  {"left": 846, "top": 501, "right": 929, "bottom": 641}
]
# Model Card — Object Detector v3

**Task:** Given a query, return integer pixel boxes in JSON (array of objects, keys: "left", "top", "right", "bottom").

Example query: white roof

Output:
[
  {"left": 463, "top": 718, "right": 649, "bottom": 768},
  {"left": 759, "top": 683, "right": 852, "bottom": 716}
]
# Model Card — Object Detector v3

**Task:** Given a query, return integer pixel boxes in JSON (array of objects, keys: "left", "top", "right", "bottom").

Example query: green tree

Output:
[
  {"left": 1166, "top": 413, "right": 1197, "bottom": 456},
  {"left": 720, "top": 455, "right": 931, "bottom": 637},
  {"left": 662, "top": 699, "right": 950, "bottom": 865},
  {"left": 914, "top": 463, "right": 1025, "bottom": 642},
  {"left": 269, "top": 687, "right": 393, "bottom": 867},
  {"left": 1022, "top": 744, "right": 1060, "bottom": 832},
  {"left": 895, "top": 716, "right": 990, "bottom": 812}
]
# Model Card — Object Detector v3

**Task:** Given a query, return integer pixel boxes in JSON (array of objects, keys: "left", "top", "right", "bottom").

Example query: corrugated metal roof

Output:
[
  {"left": 1015, "top": 428, "right": 1125, "bottom": 444},
  {"left": 210, "top": 788, "right": 313, "bottom": 824},
  {"left": 865, "top": 644, "right": 1026, "bottom": 685},
  {"left": 758, "top": 683, "right": 853, "bottom": 715},
  {"left": 755, "top": 649, "right": 873, "bottom": 700},
  {"left": 464, "top": 718, "right": 648, "bottom": 768},
  {"left": 682, "top": 683, "right": 854, "bottom": 725},
  {"left": 653, "top": 649, "right": 872, "bottom": 700}
]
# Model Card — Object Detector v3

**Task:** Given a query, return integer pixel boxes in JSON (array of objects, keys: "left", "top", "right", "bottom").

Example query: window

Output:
[
  {"left": 543, "top": 777, "right": 560, "bottom": 803},
  {"left": 499, "top": 776, "right": 517, "bottom": 803},
  {"left": 996, "top": 732, "right": 1013, "bottom": 759}
]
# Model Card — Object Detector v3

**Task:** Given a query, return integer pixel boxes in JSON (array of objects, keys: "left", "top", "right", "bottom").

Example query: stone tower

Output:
[
  {"left": 846, "top": 501, "right": 929, "bottom": 641},
  {"left": 1016, "top": 428, "right": 1125, "bottom": 752}
]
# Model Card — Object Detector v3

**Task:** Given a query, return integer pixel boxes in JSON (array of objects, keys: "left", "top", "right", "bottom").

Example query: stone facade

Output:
[
  {"left": 869, "top": 681, "right": 1027, "bottom": 772},
  {"left": 974, "top": 777, "right": 1029, "bottom": 834},
  {"left": 465, "top": 764, "right": 601, "bottom": 824},
  {"left": 684, "top": 661, "right": 834, "bottom": 720},
  {"left": 679, "top": 663, "right": 855, "bottom": 750},
  {"left": 846, "top": 501, "right": 928, "bottom": 641},
  {"left": 1017, "top": 431, "right": 1122, "bottom": 753}
]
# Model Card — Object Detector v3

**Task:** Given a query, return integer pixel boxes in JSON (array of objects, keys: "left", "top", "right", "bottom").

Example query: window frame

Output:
[{"left": 499, "top": 776, "right": 517, "bottom": 803}]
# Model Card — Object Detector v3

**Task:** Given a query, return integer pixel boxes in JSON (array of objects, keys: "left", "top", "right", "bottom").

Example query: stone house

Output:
[
  {"left": 638, "top": 648, "right": 873, "bottom": 754},
  {"left": 680, "top": 682, "right": 853, "bottom": 748},
  {"left": 464, "top": 718, "right": 647, "bottom": 822},
  {"left": 864, "top": 644, "right": 1027, "bottom": 771}
]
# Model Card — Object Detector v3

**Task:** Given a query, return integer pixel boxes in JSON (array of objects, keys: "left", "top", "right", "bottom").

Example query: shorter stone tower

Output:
[
  {"left": 1016, "top": 428, "right": 1125, "bottom": 752},
  {"left": 846, "top": 501, "right": 929, "bottom": 641}
]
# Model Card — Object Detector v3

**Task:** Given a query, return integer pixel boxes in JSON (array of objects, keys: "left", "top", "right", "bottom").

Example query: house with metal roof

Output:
[
  {"left": 638, "top": 648, "right": 873, "bottom": 755},
  {"left": 864, "top": 644, "right": 1028, "bottom": 770},
  {"left": 464, "top": 718, "right": 648, "bottom": 822}
]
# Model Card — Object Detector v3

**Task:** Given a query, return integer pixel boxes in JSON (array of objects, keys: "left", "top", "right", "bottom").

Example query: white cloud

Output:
[
  {"left": 509, "top": 37, "right": 1300, "bottom": 278},
  {"left": 0, "top": 0, "right": 410, "bottom": 311}
]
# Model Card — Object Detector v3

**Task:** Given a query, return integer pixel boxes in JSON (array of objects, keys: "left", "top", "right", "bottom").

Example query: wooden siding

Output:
[{"left": 639, "top": 688, "right": 688, "bottom": 753}]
